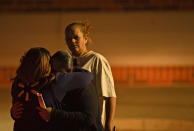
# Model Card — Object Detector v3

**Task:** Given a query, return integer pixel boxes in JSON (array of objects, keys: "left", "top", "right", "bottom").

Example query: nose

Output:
[{"left": 72, "top": 38, "right": 76, "bottom": 43}]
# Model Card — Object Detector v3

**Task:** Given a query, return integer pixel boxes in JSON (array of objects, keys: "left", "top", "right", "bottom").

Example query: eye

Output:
[
  {"left": 66, "top": 38, "right": 71, "bottom": 42},
  {"left": 74, "top": 36, "right": 79, "bottom": 40}
]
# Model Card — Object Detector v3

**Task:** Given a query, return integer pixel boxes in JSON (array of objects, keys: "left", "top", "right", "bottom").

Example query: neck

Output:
[{"left": 74, "top": 50, "right": 88, "bottom": 57}]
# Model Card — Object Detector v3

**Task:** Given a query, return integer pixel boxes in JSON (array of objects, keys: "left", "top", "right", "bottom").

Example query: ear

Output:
[{"left": 84, "top": 34, "right": 88, "bottom": 44}]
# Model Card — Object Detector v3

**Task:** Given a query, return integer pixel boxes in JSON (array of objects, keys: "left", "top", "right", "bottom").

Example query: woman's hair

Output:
[
  {"left": 51, "top": 50, "right": 73, "bottom": 72},
  {"left": 65, "top": 21, "right": 92, "bottom": 45},
  {"left": 14, "top": 47, "right": 52, "bottom": 85}
]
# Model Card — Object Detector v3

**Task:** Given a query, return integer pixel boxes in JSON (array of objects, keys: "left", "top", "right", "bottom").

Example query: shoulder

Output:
[
  {"left": 11, "top": 79, "right": 22, "bottom": 96},
  {"left": 73, "top": 67, "right": 89, "bottom": 73},
  {"left": 89, "top": 51, "right": 109, "bottom": 64},
  {"left": 54, "top": 71, "right": 93, "bottom": 87}
]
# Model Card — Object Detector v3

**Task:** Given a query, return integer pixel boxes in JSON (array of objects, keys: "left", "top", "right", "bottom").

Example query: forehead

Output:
[{"left": 66, "top": 26, "right": 83, "bottom": 36}]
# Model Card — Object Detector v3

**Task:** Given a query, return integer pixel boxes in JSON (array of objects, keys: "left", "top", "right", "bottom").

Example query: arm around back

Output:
[{"left": 50, "top": 85, "right": 102, "bottom": 130}]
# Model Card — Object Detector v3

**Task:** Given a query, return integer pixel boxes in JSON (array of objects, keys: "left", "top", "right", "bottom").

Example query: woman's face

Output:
[{"left": 65, "top": 26, "right": 88, "bottom": 57}]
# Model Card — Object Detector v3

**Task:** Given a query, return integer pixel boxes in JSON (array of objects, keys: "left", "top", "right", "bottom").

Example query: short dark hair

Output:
[{"left": 51, "top": 50, "right": 73, "bottom": 72}]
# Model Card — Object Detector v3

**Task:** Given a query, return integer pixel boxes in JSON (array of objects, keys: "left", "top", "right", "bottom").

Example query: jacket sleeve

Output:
[
  {"left": 50, "top": 85, "right": 98, "bottom": 129},
  {"left": 10, "top": 81, "right": 19, "bottom": 120},
  {"left": 50, "top": 109, "right": 93, "bottom": 127},
  {"left": 53, "top": 70, "right": 93, "bottom": 102},
  {"left": 66, "top": 69, "right": 93, "bottom": 92}
]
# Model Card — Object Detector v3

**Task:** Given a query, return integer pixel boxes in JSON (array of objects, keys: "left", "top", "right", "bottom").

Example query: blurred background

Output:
[{"left": 0, "top": 0, "right": 194, "bottom": 131}]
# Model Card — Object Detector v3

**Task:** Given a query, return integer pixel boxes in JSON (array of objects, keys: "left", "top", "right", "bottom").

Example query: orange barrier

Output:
[
  {"left": 1, "top": 66, "right": 194, "bottom": 87},
  {"left": 111, "top": 66, "right": 194, "bottom": 86}
]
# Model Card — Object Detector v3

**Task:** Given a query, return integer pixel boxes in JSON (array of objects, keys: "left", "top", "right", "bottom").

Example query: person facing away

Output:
[
  {"left": 49, "top": 50, "right": 103, "bottom": 131},
  {"left": 65, "top": 21, "right": 117, "bottom": 131},
  {"left": 10, "top": 47, "right": 96, "bottom": 131}
]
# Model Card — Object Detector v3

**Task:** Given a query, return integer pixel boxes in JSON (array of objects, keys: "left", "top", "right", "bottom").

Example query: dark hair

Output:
[{"left": 51, "top": 50, "right": 73, "bottom": 72}]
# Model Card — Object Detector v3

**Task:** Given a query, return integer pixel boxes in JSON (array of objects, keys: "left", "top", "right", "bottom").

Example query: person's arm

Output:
[
  {"left": 50, "top": 109, "right": 92, "bottom": 125},
  {"left": 10, "top": 102, "right": 24, "bottom": 120},
  {"left": 37, "top": 86, "right": 97, "bottom": 127},
  {"left": 51, "top": 87, "right": 97, "bottom": 127},
  {"left": 105, "top": 97, "right": 116, "bottom": 131},
  {"left": 37, "top": 103, "right": 95, "bottom": 127},
  {"left": 94, "top": 54, "right": 117, "bottom": 131},
  {"left": 10, "top": 80, "right": 24, "bottom": 120},
  {"left": 53, "top": 71, "right": 93, "bottom": 102}
]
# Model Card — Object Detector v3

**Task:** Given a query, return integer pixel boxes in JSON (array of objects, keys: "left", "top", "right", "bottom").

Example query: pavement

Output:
[{"left": 1, "top": 84, "right": 194, "bottom": 131}]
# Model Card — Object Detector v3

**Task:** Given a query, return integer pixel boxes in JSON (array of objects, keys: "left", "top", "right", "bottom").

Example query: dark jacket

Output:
[
  {"left": 11, "top": 69, "right": 94, "bottom": 131},
  {"left": 50, "top": 84, "right": 103, "bottom": 131}
]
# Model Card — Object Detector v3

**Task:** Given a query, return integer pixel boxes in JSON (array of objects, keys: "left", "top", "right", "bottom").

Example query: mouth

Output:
[
  {"left": 71, "top": 45, "right": 79, "bottom": 49},
  {"left": 71, "top": 46, "right": 79, "bottom": 52}
]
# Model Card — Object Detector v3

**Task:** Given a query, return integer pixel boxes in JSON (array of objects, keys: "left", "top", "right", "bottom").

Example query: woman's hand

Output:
[
  {"left": 36, "top": 107, "right": 52, "bottom": 122},
  {"left": 10, "top": 102, "right": 24, "bottom": 119},
  {"left": 105, "top": 120, "right": 116, "bottom": 131}
]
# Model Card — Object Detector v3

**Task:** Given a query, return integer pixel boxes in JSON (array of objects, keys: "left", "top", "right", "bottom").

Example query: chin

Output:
[{"left": 73, "top": 52, "right": 81, "bottom": 57}]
